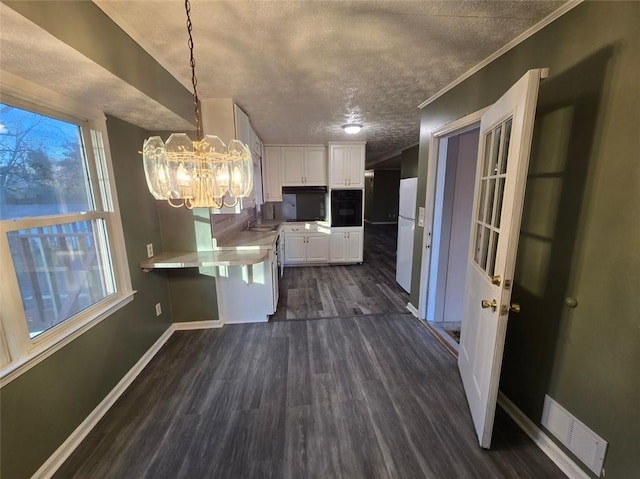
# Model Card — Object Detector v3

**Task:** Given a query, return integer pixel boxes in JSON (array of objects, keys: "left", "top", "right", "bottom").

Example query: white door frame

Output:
[{"left": 417, "top": 108, "right": 488, "bottom": 321}]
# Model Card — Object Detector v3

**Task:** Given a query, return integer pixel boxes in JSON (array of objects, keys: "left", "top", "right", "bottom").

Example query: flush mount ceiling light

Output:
[
  {"left": 142, "top": 0, "right": 252, "bottom": 209},
  {"left": 342, "top": 123, "right": 363, "bottom": 135}
]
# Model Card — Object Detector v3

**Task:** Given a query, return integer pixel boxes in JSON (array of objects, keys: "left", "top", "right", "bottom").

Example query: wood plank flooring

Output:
[
  {"left": 271, "top": 224, "right": 409, "bottom": 320},
  {"left": 55, "top": 314, "right": 564, "bottom": 479}
]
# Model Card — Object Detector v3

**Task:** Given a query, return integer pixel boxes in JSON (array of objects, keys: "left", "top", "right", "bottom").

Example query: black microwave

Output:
[{"left": 331, "top": 189, "right": 363, "bottom": 227}]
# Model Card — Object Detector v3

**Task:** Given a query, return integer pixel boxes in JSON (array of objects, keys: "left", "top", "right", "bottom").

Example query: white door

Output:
[{"left": 458, "top": 69, "right": 544, "bottom": 448}]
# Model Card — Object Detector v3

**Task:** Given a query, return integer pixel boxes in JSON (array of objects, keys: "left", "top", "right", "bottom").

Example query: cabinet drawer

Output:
[{"left": 281, "top": 222, "right": 319, "bottom": 233}]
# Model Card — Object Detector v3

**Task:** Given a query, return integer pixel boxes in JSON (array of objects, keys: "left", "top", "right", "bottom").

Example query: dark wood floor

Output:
[
  {"left": 55, "top": 223, "right": 564, "bottom": 478},
  {"left": 271, "top": 224, "right": 409, "bottom": 321},
  {"left": 55, "top": 314, "right": 564, "bottom": 479}
]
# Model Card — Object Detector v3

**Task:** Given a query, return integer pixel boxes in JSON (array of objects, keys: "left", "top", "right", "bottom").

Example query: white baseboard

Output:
[
  {"left": 497, "top": 392, "right": 589, "bottom": 479},
  {"left": 32, "top": 325, "right": 175, "bottom": 479},
  {"left": 173, "top": 319, "right": 224, "bottom": 330},
  {"left": 33, "top": 319, "right": 225, "bottom": 478},
  {"left": 406, "top": 302, "right": 419, "bottom": 318}
]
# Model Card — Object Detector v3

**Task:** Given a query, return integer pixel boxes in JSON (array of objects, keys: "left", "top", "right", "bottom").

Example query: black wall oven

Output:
[{"left": 331, "top": 189, "right": 363, "bottom": 227}]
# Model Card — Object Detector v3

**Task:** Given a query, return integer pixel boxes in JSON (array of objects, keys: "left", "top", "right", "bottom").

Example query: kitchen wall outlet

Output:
[
  {"left": 155, "top": 303, "right": 162, "bottom": 316},
  {"left": 146, "top": 243, "right": 154, "bottom": 258}
]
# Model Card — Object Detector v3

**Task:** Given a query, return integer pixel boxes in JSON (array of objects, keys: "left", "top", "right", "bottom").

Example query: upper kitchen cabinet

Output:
[
  {"left": 201, "top": 99, "right": 263, "bottom": 212},
  {"left": 263, "top": 147, "right": 283, "bottom": 202},
  {"left": 234, "top": 104, "right": 252, "bottom": 147},
  {"left": 329, "top": 143, "right": 366, "bottom": 188},
  {"left": 281, "top": 146, "right": 327, "bottom": 186}
]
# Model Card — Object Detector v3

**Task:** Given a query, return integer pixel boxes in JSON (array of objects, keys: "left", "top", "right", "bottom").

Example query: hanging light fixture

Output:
[{"left": 142, "top": 0, "right": 253, "bottom": 209}]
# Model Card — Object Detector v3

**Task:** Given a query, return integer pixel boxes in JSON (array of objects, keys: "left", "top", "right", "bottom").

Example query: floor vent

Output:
[{"left": 541, "top": 395, "right": 608, "bottom": 476}]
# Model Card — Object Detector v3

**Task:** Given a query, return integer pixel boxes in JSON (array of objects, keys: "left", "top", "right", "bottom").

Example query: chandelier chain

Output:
[{"left": 185, "top": 0, "right": 201, "bottom": 141}]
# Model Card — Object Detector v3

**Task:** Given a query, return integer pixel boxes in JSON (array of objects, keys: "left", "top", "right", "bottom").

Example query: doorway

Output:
[{"left": 417, "top": 109, "right": 487, "bottom": 350}]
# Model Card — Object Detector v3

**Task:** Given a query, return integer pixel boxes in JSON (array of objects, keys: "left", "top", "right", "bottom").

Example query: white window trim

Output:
[{"left": 0, "top": 75, "right": 134, "bottom": 386}]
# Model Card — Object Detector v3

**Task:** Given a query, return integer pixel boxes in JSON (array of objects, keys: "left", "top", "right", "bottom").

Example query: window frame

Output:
[{"left": 0, "top": 87, "right": 134, "bottom": 386}]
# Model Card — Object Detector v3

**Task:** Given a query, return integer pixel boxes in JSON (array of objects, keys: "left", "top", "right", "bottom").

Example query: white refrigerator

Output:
[{"left": 396, "top": 177, "right": 417, "bottom": 293}]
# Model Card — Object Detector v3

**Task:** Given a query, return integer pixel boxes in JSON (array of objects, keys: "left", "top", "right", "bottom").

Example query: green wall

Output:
[
  {"left": 411, "top": 3, "right": 639, "bottom": 477},
  {"left": 366, "top": 169, "right": 401, "bottom": 223},
  {"left": 0, "top": 116, "right": 174, "bottom": 479},
  {"left": 0, "top": 2, "right": 200, "bottom": 476},
  {"left": 401, "top": 144, "right": 419, "bottom": 179}
]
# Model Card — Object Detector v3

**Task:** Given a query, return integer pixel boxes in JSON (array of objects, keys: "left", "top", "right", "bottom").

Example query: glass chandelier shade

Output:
[
  {"left": 142, "top": 133, "right": 253, "bottom": 209},
  {"left": 141, "top": 0, "right": 253, "bottom": 210}
]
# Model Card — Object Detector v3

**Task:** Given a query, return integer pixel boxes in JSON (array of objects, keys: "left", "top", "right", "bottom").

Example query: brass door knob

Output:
[
  {"left": 491, "top": 275, "right": 501, "bottom": 286},
  {"left": 481, "top": 299, "right": 498, "bottom": 311}
]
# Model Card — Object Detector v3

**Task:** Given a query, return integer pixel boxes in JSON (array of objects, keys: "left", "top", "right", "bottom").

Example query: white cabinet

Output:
[
  {"left": 304, "top": 147, "right": 328, "bottom": 185},
  {"left": 282, "top": 147, "right": 305, "bottom": 185},
  {"left": 263, "top": 147, "right": 283, "bottom": 202},
  {"left": 234, "top": 104, "right": 252, "bottom": 146},
  {"left": 284, "top": 233, "right": 306, "bottom": 262},
  {"left": 202, "top": 100, "right": 263, "bottom": 213},
  {"left": 215, "top": 255, "right": 277, "bottom": 323},
  {"left": 280, "top": 146, "right": 327, "bottom": 186},
  {"left": 329, "top": 143, "right": 366, "bottom": 188},
  {"left": 282, "top": 224, "right": 330, "bottom": 264},
  {"left": 307, "top": 234, "right": 330, "bottom": 262},
  {"left": 329, "top": 227, "right": 363, "bottom": 263}
]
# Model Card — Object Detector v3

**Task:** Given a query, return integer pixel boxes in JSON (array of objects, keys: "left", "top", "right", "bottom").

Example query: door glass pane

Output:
[
  {"left": 481, "top": 226, "right": 491, "bottom": 270},
  {"left": 7, "top": 219, "right": 115, "bottom": 338},
  {"left": 487, "top": 231, "right": 499, "bottom": 276},
  {"left": 474, "top": 223, "right": 483, "bottom": 264},
  {"left": 477, "top": 179, "right": 487, "bottom": 222},
  {"left": 485, "top": 178, "right": 496, "bottom": 224},
  {"left": 0, "top": 104, "right": 93, "bottom": 220},
  {"left": 494, "top": 178, "right": 506, "bottom": 228},
  {"left": 482, "top": 131, "right": 493, "bottom": 177},
  {"left": 491, "top": 125, "right": 502, "bottom": 176},
  {"left": 500, "top": 118, "right": 513, "bottom": 175}
]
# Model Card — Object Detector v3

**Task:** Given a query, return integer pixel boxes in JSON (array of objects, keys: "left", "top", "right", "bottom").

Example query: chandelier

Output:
[{"left": 142, "top": 0, "right": 253, "bottom": 209}]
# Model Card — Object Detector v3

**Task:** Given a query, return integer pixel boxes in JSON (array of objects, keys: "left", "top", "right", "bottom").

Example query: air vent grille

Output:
[{"left": 541, "top": 395, "right": 608, "bottom": 476}]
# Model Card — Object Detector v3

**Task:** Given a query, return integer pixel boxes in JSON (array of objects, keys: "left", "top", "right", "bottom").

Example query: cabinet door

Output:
[
  {"left": 263, "top": 147, "right": 282, "bottom": 201},
  {"left": 284, "top": 234, "right": 306, "bottom": 263},
  {"left": 329, "top": 231, "right": 347, "bottom": 262},
  {"left": 306, "top": 234, "right": 330, "bottom": 262},
  {"left": 304, "top": 147, "right": 327, "bottom": 186},
  {"left": 329, "top": 145, "right": 348, "bottom": 188},
  {"left": 346, "top": 145, "right": 365, "bottom": 188},
  {"left": 346, "top": 229, "right": 363, "bottom": 262},
  {"left": 234, "top": 105, "right": 252, "bottom": 146},
  {"left": 281, "top": 147, "right": 305, "bottom": 185}
]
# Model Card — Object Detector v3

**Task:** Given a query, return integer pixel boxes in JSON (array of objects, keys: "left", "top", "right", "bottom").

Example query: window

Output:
[
  {"left": 0, "top": 95, "right": 132, "bottom": 379},
  {"left": 472, "top": 117, "right": 512, "bottom": 277}
]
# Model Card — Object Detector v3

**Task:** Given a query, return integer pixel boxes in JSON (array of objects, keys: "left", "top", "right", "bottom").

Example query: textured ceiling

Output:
[
  {"left": 0, "top": 5, "right": 193, "bottom": 131},
  {"left": 2, "top": 1, "right": 569, "bottom": 166}
]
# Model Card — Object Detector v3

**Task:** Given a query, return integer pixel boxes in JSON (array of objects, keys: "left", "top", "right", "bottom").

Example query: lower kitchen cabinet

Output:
[
  {"left": 283, "top": 232, "right": 329, "bottom": 264},
  {"left": 329, "top": 227, "right": 363, "bottom": 263},
  {"left": 215, "top": 251, "right": 279, "bottom": 323}
]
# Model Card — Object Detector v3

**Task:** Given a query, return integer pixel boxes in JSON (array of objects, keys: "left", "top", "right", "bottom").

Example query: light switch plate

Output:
[
  {"left": 146, "top": 243, "right": 154, "bottom": 258},
  {"left": 155, "top": 303, "right": 162, "bottom": 316},
  {"left": 418, "top": 207, "right": 425, "bottom": 227}
]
